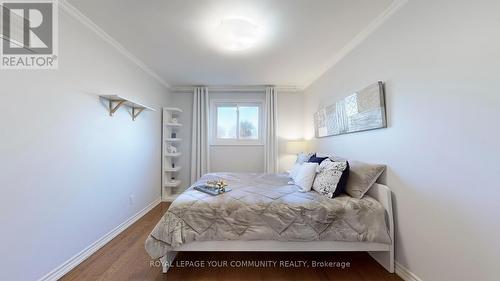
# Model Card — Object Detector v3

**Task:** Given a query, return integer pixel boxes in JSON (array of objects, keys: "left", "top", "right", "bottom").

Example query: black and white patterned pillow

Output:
[{"left": 312, "top": 159, "right": 349, "bottom": 198}]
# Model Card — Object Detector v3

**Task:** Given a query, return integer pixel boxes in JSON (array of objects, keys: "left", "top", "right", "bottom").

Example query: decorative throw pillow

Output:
[
  {"left": 291, "top": 162, "right": 318, "bottom": 192},
  {"left": 295, "top": 152, "right": 313, "bottom": 164},
  {"left": 337, "top": 161, "right": 350, "bottom": 194},
  {"left": 328, "top": 155, "right": 347, "bottom": 162},
  {"left": 313, "top": 159, "right": 349, "bottom": 198},
  {"left": 288, "top": 163, "right": 302, "bottom": 179},
  {"left": 345, "top": 160, "right": 386, "bottom": 198},
  {"left": 308, "top": 154, "right": 328, "bottom": 164}
]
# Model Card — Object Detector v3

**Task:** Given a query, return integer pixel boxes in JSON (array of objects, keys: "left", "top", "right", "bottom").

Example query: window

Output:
[
  {"left": 216, "top": 105, "right": 238, "bottom": 139},
  {"left": 212, "top": 102, "right": 262, "bottom": 145}
]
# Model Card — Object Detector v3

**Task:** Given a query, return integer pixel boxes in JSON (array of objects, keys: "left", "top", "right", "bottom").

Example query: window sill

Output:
[{"left": 210, "top": 142, "right": 264, "bottom": 146}]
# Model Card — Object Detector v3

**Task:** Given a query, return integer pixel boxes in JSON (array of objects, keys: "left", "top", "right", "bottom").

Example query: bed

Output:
[{"left": 145, "top": 172, "right": 394, "bottom": 273}]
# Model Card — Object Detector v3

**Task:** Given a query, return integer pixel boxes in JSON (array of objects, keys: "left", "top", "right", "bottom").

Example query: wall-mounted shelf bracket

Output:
[
  {"left": 100, "top": 94, "right": 156, "bottom": 121},
  {"left": 109, "top": 100, "right": 126, "bottom": 116},
  {"left": 132, "top": 107, "right": 144, "bottom": 121}
]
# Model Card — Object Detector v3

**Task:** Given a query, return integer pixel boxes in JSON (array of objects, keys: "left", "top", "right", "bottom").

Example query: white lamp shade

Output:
[{"left": 285, "top": 140, "right": 309, "bottom": 154}]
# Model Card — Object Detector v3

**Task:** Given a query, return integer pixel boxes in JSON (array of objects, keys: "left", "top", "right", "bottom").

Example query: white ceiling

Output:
[{"left": 67, "top": 0, "right": 394, "bottom": 88}]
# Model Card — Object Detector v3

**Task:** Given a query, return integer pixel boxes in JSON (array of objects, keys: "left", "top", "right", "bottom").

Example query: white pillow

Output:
[
  {"left": 289, "top": 163, "right": 302, "bottom": 179},
  {"left": 292, "top": 162, "right": 318, "bottom": 192},
  {"left": 295, "top": 152, "right": 313, "bottom": 164}
]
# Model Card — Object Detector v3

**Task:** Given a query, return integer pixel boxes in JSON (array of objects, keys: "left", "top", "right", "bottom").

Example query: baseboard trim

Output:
[
  {"left": 396, "top": 261, "right": 423, "bottom": 281},
  {"left": 38, "top": 198, "right": 161, "bottom": 281}
]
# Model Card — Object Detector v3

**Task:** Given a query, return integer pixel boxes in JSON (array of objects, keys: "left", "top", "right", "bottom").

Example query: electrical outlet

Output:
[{"left": 129, "top": 194, "right": 134, "bottom": 205}]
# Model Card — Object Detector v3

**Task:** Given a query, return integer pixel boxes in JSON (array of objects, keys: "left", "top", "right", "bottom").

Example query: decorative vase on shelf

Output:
[
  {"left": 166, "top": 145, "right": 177, "bottom": 153},
  {"left": 171, "top": 132, "right": 176, "bottom": 138}
]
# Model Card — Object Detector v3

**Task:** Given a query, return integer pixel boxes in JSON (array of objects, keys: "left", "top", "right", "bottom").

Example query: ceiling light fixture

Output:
[{"left": 214, "top": 18, "right": 261, "bottom": 51}]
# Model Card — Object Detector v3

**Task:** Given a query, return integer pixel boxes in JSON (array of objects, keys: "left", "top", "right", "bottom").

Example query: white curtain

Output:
[
  {"left": 265, "top": 87, "right": 279, "bottom": 173},
  {"left": 191, "top": 87, "right": 210, "bottom": 184}
]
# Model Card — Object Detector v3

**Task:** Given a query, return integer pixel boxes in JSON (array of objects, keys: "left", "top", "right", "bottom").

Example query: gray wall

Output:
[
  {"left": 0, "top": 11, "right": 170, "bottom": 281},
  {"left": 303, "top": 1, "right": 500, "bottom": 280}
]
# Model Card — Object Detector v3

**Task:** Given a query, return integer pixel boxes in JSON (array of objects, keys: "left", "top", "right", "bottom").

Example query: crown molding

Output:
[
  {"left": 58, "top": 0, "right": 406, "bottom": 92},
  {"left": 171, "top": 85, "right": 305, "bottom": 93},
  {"left": 304, "top": 0, "right": 409, "bottom": 89},
  {"left": 59, "top": 0, "right": 171, "bottom": 89}
]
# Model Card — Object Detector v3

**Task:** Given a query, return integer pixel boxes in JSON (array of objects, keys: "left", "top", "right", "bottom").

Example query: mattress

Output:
[{"left": 145, "top": 173, "right": 391, "bottom": 259}]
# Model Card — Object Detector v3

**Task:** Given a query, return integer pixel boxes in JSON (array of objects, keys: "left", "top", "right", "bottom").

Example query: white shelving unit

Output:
[
  {"left": 165, "top": 123, "right": 183, "bottom": 127},
  {"left": 165, "top": 152, "right": 182, "bottom": 157},
  {"left": 162, "top": 107, "right": 183, "bottom": 202},
  {"left": 164, "top": 138, "right": 182, "bottom": 142},
  {"left": 165, "top": 166, "right": 182, "bottom": 172}
]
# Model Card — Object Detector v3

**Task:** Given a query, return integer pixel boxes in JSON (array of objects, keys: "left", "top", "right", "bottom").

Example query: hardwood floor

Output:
[{"left": 61, "top": 202, "right": 402, "bottom": 281}]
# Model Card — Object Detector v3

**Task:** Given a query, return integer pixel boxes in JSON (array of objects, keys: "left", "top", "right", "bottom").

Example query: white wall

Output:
[
  {"left": 303, "top": 1, "right": 500, "bottom": 280},
  {"left": 0, "top": 10, "right": 170, "bottom": 281}
]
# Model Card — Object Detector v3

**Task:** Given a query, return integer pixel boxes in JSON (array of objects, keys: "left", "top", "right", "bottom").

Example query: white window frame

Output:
[{"left": 210, "top": 100, "right": 264, "bottom": 146}]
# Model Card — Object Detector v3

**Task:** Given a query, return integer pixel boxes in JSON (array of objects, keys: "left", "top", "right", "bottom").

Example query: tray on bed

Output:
[{"left": 193, "top": 185, "right": 232, "bottom": 196}]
